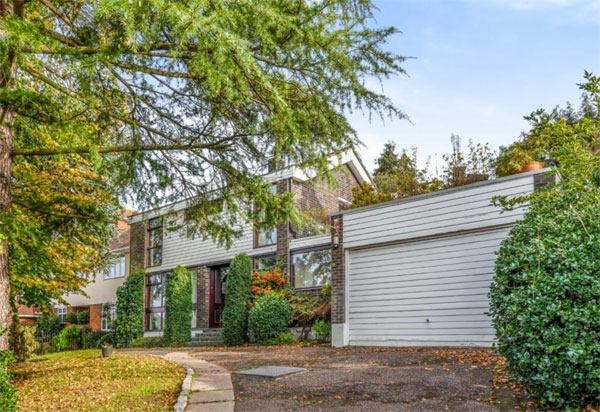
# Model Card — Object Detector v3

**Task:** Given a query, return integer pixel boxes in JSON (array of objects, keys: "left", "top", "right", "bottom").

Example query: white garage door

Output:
[{"left": 347, "top": 227, "right": 510, "bottom": 347}]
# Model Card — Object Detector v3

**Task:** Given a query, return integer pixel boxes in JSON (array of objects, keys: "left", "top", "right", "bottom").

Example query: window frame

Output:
[
  {"left": 55, "top": 307, "right": 67, "bottom": 324},
  {"left": 252, "top": 254, "right": 278, "bottom": 271},
  {"left": 290, "top": 246, "right": 332, "bottom": 290},
  {"left": 101, "top": 302, "right": 117, "bottom": 331},
  {"left": 104, "top": 255, "right": 126, "bottom": 280},
  {"left": 253, "top": 184, "right": 278, "bottom": 248},
  {"left": 145, "top": 272, "right": 167, "bottom": 331},
  {"left": 146, "top": 217, "right": 163, "bottom": 268}
]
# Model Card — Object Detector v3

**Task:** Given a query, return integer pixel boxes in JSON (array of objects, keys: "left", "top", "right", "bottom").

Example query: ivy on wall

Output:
[
  {"left": 163, "top": 266, "right": 193, "bottom": 347},
  {"left": 222, "top": 254, "right": 252, "bottom": 346},
  {"left": 115, "top": 270, "right": 145, "bottom": 348}
]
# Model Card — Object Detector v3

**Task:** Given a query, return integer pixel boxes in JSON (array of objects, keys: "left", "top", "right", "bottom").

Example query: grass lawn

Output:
[{"left": 9, "top": 349, "right": 185, "bottom": 412}]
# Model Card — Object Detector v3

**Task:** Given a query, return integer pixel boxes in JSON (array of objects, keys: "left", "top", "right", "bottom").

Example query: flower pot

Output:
[
  {"left": 518, "top": 161, "right": 545, "bottom": 174},
  {"left": 102, "top": 346, "right": 114, "bottom": 358}
]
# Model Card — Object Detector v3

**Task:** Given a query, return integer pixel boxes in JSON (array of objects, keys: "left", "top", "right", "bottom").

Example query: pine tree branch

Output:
[{"left": 12, "top": 142, "right": 233, "bottom": 157}]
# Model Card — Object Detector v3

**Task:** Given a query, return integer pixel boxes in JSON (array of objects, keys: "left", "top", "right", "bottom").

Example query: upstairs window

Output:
[
  {"left": 253, "top": 255, "right": 278, "bottom": 271},
  {"left": 147, "top": 218, "right": 163, "bottom": 267},
  {"left": 255, "top": 184, "right": 277, "bottom": 247},
  {"left": 105, "top": 256, "right": 126, "bottom": 279}
]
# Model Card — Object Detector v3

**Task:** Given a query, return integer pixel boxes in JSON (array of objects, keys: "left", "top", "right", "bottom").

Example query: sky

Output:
[{"left": 352, "top": 0, "right": 600, "bottom": 174}]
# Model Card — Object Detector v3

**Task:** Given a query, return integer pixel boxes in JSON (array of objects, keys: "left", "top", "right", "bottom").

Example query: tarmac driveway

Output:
[{"left": 188, "top": 346, "right": 521, "bottom": 412}]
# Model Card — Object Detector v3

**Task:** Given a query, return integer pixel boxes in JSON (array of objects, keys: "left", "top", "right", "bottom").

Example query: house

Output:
[
  {"left": 329, "top": 168, "right": 555, "bottom": 347},
  {"left": 127, "top": 150, "right": 371, "bottom": 335},
  {"left": 59, "top": 211, "right": 133, "bottom": 331}
]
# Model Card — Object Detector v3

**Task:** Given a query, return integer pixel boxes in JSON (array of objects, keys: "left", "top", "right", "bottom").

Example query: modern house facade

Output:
[{"left": 127, "top": 150, "right": 371, "bottom": 335}]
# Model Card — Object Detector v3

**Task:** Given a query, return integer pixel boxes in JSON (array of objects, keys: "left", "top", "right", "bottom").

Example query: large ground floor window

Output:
[
  {"left": 101, "top": 303, "right": 117, "bottom": 331},
  {"left": 291, "top": 247, "right": 332, "bottom": 289},
  {"left": 146, "top": 272, "right": 167, "bottom": 331}
]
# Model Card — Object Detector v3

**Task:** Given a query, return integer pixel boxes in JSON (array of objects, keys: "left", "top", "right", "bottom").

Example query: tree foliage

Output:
[
  {"left": 115, "top": 270, "right": 145, "bottom": 348},
  {"left": 222, "top": 254, "right": 252, "bottom": 346},
  {"left": 495, "top": 71, "right": 599, "bottom": 177},
  {"left": 163, "top": 266, "right": 192, "bottom": 347},
  {"left": 0, "top": 0, "right": 407, "bottom": 349}
]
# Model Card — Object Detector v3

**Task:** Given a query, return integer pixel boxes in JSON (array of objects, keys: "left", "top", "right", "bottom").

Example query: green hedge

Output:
[
  {"left": 115, "top": 270, "right": 145, "bottom": 348},
  {"left": 35, "top": 314, "right": 61, "bottom": 338},
  {"left": 76, "top": 310, "right": 89, "bottom": 325},
  {"left": 222, "top": 254, "right": 252, "bottom": 345},
  {"left": 131, "top": 337, "right": 163, "bottom": 348},
  {"left": 163, "top": 266, "right": 193, "bottom": 347},
  {"left": 249, "top": 293, "right": 291, "bottom": 343},
  {"left": 490, "top": 172, "right": 600, "bottom": 409}
]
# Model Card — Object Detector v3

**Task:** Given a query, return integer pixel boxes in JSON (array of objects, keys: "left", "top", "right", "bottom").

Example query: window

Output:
[
  {"left": 253, "top": 255, "right": 278, "bottom": 271},
  {"left": 105, "top": 256, "right": 126, "bottom": 279},
  {"left": 146, "top": 273, "right": 167, "bottom": 330},
  {"left": 101, "top": 303, "right": 117, "bottom": 331},
  {"left": 255, "top": 185, "right": 277, "bottom": 247},
  {"left": 147, "top": 218, "right": 163, "bottom": 267},
  {"left": 76, "top": 272, "right": 89, "bottom": 280},
  {"left": 292, "top": 247, "right": 332, "bottom": 289},
  {"left": 55, "top": 307, "right": 67, "bottom": 324}
]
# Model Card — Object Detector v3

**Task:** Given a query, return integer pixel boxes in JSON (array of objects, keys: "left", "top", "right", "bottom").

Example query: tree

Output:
[
  {"left": 222, "top": 254, "right": 252, "bottom": 346},
  {"left": 163, "top": 266, "right": 192, "bottom": 347},
  {"left": 0, "top": 0, "right": 406, "bottom": 349},
  {"left": 495, "top": 71, "right": 599, "bottom": 177}
]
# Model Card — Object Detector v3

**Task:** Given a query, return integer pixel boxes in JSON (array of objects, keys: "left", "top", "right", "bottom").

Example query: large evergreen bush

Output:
[
  {"left": 9, "top": 318, "right": 39, "bottom": 361},
  {"left": 163, "top": 266, "right": 193, "bottom": 347},
  {"left": 222, "top": 254, "right": 252, "bottom": 345},
  {"left": 115, "top": 270, "right": 145, "bottom": 348},
  {"left": 248, "top": 293, "right": 291, "bottom": 343},
  {"left": 490, "top": 170, "right": 600, "bottom": 409}
]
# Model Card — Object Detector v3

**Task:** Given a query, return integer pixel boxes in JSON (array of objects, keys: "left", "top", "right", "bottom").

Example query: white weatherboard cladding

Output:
[
  {"left": 342, "top": 175, "right": 534, "bottom": 249},
  {"left": 347, "top": 228, "right": 510, "bottom": 347},
  {"left": 147, "top": 213, "right": 276, "bottom": 273}
]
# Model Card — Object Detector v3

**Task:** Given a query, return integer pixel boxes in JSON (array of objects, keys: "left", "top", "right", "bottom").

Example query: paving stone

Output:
[
  {"left": 186, "top": 401, "right": 235, "bottom": 412},
  {"left": 236, "top": 366, "right": 307, "bottom": 378},
  {"left": 192, "top": 373, "right": 233, "bottom": 391},
  {"left": 189, "top": 390, "right": 235, "bottom": 403}
]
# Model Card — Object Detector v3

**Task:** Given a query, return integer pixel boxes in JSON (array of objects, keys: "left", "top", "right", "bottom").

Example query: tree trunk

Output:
[{"left": 0, "top": 114, "right": 13, "bottom": 350}]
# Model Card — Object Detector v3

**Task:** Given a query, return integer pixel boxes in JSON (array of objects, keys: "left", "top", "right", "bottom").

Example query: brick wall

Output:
[
  {"left": 129, "top": 221, "right": 146, "bottom": 272},
  {"left": 293, "top": 165, "right": 357, "bottom": 218},
  {"left": 534, "top": 172, "right": 560, "bottom": 190},
  {"left": 196, "top": 266, "right": 210, "bottom": 328},
  {"left": 88, "top": 304, "right": 102, "bottom": 331},
  {"left": 330, "top": 215, "right": 345, "bottom": 324}
]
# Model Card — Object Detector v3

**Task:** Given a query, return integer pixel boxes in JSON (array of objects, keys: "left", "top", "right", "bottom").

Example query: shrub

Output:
[
  {"left": 277, "top": 331, "right": 296, "bottom": 344},
  {"left": 163, "top": 266, "right": 193, "bottom": 347},
  {"left": 131, "top": 337, "right": 164, "bottom": 348},
  {"left": 222, "top": 254, "right": 252, "bottom": 346},
  {"left": 76, "top": 310, "right": 90, "bottom": 325},
  {"left": 52, "top": 324, "right": 81, "bottom": 351},
  {"left": 490, "top": 171, "right": 600, "bottom": 409},
  {"left": 115, "top": 270, "right": 145, "bottom": 348},
  {"left": 289, "top": 293, "right": 321, "bottom": 339},
  {"left": 64, "top": 312, "right": 78, "bottom": 324},
  {"left": 0, "top": 344, "right": 17, "bottom": 412},
  {"left": 79, "top": 325, "right": 94, "bottom": 348},
  {"left": 9, "top": 319, "right": 39, "bottom": 362},
  {"left": 314, "top": 320, "right": 331, "bottom": 343},
  {"left": 248, "top": 293, "right": 291, "bottom": 343},
  {"left": 95, "top": 333, "right": 116, "bottom": 348},
  {"left": 35, "top": 314, "right": 61, "bottom": 338},
  {"left": 250, "top": 267, "right": 291, "bottom": 303}
]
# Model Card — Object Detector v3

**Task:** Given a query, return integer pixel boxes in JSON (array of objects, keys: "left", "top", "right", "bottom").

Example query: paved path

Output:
[{"left": 162, "top": 352, "right": 235, "bottom": 412}]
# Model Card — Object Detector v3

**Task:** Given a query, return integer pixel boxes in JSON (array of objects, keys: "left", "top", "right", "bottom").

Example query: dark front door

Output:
[{"left": 209, "top": 265, "right": 229, "bottom": 327}]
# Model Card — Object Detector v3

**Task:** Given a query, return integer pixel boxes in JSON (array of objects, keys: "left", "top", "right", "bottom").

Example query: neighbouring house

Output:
[
  {"left": 58, "top": 211, "right": 134, "bottom": 332},
  {"left": 128, "top": 150, "right": 371, "bottom": 335},
  {"left": 330, "top": 168, "right": 555, "bottom": 347},
  {"left": 16, "top": 304, "right": 42, "bottom": 326}
]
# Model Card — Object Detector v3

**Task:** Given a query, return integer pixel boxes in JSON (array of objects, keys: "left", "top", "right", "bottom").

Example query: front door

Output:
[{"left": 209, "top": 265, "right": 229, "bottom": 327}]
